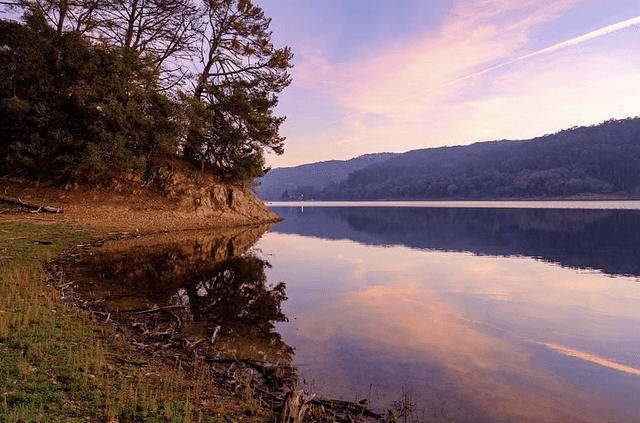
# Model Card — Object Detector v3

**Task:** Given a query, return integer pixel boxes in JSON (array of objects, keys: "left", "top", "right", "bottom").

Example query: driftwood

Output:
[
  {"left": 210, "top": 325, "right": 221, "bottom": 344},
  {"left": 312, "top": 397, "right": 381, "bottom": 419},
  {"left": 184, "top": 338, "right": 206, "bottom": 350},
  {"left": 254, "top": 386, "right": 382, "bottom": 422},
  {"left": 281, "top": 390, "right": 315, "bottom": 423},
  {"left": 0, "top": 195, "right": 63, "bottom": 213}
]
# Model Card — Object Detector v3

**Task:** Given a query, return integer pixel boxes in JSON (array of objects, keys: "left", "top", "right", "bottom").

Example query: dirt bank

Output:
[{"left": 0, "top": 157, "right": 279, "bottom": 233}]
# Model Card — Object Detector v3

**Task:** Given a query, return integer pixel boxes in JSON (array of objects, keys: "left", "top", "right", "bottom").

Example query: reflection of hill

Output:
[
  {"left": 270, "top": 207, "right": 640, "bottom": 276},
  {"left": 68, "top": 226, "right": 293, "bottom": 365}
]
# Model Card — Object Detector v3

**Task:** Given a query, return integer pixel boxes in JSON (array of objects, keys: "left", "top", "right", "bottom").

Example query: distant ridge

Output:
[
  {"left": 256, "top": 153, "right": 396, "bottom": 200},
  {"left": 258, "top": 118, "right": 640, "bottom": 200}
]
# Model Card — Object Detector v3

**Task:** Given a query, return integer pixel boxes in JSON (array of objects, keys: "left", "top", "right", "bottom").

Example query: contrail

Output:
[
  {"left": 520, "top": 14, "right": 640, "bottom": 57},
  {"left": 459, "top": 14, "right": 640, "bottom": 81},
  {"left": 324, "top": 15, "right": 640, "bottom": 127}
]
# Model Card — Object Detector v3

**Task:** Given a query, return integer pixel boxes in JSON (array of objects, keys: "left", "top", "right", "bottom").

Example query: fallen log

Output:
[
  {"left": 129, "top": 305, "right": 187, "bottom": 315},
  {"left": 0, "top": 195, "right": 63, "bottom": 213},
  {"left": 311, "top": 397, "right": 382, "bottom": 419},
  {"left": 253, "top": 386, "right": 382, "bottom": 422}
]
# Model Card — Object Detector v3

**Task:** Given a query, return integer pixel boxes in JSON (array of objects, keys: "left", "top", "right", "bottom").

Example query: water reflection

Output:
[
  {"left": 271, "top": 206, "right": 640, "bottom": 277},
  {"left": 63, "top": 206, "right": 640, "bottom": 422},
  {"left": 261, "top": 205, "right": 640, "bottom": 422},
  {"left": 69, "top": 227, "right": 293, "bottom": 367}
]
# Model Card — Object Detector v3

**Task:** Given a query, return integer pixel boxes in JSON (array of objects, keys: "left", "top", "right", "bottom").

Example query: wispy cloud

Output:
[
  {"left": 320, "top": 12, "right": 640, "bottom": 128},
  {"left": 279, "top": 0, "right": 640, "bottom": 165}
]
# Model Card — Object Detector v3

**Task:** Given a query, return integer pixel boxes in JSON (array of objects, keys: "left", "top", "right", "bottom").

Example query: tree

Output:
[
  {"left": 0, "top": 12, "right": 94, "bottom": 176},
  {"left": 78, "top": 47, "right": 181, "bottom": 173},
  {"left": 184, "top": 0, "right": 292, "bottom": 181},
  {"left": 4, "top": 0, "right": 104, "bottom": 35},
  {"left": 7, "top": 0, "right": 203, "bottom": 88},
  {"left": 0, "top": 12, "right": 179, "bottom": 178},
  {"left": 1, "top": 0, "right": 295, "bottom": 184},
  {"left": 91, "top": 0, "right": 202, "bottom": 88}
]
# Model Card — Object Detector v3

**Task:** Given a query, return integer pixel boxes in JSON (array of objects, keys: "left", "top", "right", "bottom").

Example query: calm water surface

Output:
[{"left": 259, "top": 202, "right": 640, "bottom": 422}]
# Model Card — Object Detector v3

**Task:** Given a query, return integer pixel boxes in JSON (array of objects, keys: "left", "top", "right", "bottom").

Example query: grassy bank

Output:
[{"left": 0, "top": 222, "right": 256, "bottom": 423}]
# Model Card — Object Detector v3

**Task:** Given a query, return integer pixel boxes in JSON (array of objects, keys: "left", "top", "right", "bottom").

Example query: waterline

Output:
[{"left": 266, "top": 200, "right": 640, "bottom": 210}]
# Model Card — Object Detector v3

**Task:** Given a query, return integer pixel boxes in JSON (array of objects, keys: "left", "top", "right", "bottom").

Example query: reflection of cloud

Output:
[
  {"left": 345, "top": 284, "right": 521, "bottom": 371},
  {"left": 543, "top": 342, "right": 640, "bottom": 377},
  {"left": 264, "top": 233, "right": 640, "bottom": 421},
  {"left": 309, "top": 283, "right": 603, "bottom": 422},
  {"left": 288, "top": 280, "right": 523, "bottom": 369}
]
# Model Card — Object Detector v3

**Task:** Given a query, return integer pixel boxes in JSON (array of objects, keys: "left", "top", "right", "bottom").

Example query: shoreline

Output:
[
  {"left": 0, "top": 165, "right": 281, "bottom": 234},
  {"left": 1, "top": 213, "right": 373, "bottom": 422},
  {"left": 0, "top": 174, "right": 290, "bottom": 422},
  {"left": 265, "top": 198, "right": 640, "bottom": 210}
]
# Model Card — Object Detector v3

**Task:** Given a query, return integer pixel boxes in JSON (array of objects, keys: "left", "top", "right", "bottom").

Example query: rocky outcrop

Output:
[{"left": 142, "top": 158, "right": 279, "bottom": 227}]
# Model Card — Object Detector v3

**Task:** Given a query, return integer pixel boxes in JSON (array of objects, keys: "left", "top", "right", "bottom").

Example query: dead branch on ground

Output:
[{"left": 0, "top": 195, "right": 63, "bottom": 213}]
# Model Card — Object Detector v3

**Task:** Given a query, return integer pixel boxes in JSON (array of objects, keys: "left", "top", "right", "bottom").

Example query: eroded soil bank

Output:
[{"left": 0, "top": 157, "right": 279, "bottom": 233}]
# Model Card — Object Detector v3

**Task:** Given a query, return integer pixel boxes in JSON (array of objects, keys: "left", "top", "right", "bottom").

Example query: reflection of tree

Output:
[
  {"left": 348, "top": 208, "right": 640, "bottom": 276},
  {"left": 187, "top": 257, "right": 287, "bottom": 330},
  {"left": 71, "top": 231, "right": 294, "bottom": 371},
  {"left": 181, "top": 256, "right": 293, "bottom": 365}
]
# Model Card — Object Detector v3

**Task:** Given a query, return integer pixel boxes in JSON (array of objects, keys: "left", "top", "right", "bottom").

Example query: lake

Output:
[
  {"left": 260, "top": 202, "right": 640, "bottom": 422},
  {"left": 71, "top": 201, "right": 640, "bottom": 422}
]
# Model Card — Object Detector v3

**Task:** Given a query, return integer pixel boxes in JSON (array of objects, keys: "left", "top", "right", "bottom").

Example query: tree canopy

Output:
[
  {"left": 183, "top": 0, "right": 292, "bottom": 180},
  {"left": 0, "top": 0, "right": 292, "bottom": 182}
]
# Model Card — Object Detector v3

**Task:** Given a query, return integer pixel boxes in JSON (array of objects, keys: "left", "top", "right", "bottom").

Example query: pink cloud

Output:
[{"left": 278, "top": 0, "right": 640, "bottom": 165}]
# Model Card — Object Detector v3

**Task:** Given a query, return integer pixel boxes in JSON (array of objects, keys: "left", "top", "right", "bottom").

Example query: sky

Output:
[{"left": 259, "top": 0, "right": 640, "bottom": 169}]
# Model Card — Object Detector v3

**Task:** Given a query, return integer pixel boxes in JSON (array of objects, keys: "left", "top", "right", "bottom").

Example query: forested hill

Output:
[
  {"left": 261, "top": 118, "right": 640, "bottom": 200},
  {"left": 256, "top": 153, "right": 396, "bottom": 200}
]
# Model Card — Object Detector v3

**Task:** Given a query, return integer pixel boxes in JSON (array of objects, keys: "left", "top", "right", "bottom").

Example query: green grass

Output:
[{"left": 0, "top": 222, "right": 254, "bottom": 423}]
